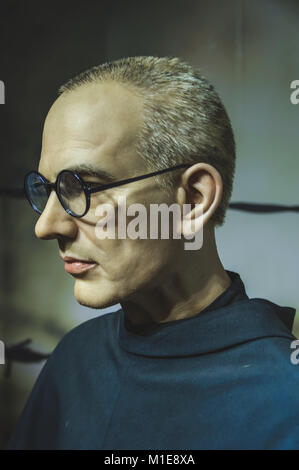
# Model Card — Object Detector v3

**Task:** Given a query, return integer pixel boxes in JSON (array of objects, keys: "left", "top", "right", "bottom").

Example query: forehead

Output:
[{"left": 39, "top": 81, "right": 145, "bottom": 179}]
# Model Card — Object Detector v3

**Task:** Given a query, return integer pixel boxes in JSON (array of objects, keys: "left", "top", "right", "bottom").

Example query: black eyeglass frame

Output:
[{"left": 24, "top": 163, "right": 190, "bottom": 218}]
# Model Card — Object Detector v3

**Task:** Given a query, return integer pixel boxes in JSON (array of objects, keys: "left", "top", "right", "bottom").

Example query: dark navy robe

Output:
[{"left": 5, "top": 270, "right": 299, "bottom": 449}]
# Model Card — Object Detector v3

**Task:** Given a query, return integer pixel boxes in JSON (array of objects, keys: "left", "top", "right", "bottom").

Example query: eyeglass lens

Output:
[
  {"left": 58, "top": 172, "right": 87, "bottom": 217},
  {"left": 26, "top": 171, "right": 88, "bottom": 217},
  {"left": 25, "top": 172, "right": 50, "bottom": 214}
]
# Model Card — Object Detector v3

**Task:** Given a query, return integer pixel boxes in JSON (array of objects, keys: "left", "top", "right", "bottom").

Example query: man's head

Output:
[{"left": 34, "top": 56, "right": 236, "bottom": 310}]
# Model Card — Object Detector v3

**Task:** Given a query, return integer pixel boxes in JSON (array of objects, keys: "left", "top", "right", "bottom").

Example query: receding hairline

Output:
[
  {"left": 45, "top": 78, "right": 146, "bottom": 138},
  {"left": 57, "top": 76, "right": 145, "bottom": 105}
]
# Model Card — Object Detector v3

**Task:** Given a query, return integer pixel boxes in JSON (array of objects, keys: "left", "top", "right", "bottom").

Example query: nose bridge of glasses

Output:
[
  {"left": 45, "top": 180, "right": 58, "bottom": 202},
  {"left": 47, "top": 181, "right": 56, "bottom": 192}
]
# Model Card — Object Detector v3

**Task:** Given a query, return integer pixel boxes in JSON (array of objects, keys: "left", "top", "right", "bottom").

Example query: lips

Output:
[{"left": 61, "top": 256, "right": 97, "bottom": 274}]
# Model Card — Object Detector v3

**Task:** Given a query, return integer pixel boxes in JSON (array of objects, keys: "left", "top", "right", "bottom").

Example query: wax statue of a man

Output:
[{"left": 6, "top": 56, "right": 299, "bottom": 450}]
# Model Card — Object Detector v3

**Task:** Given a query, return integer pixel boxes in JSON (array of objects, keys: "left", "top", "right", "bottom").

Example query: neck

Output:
[{"left": 121, "top": 227, "right": 232, "bottom": 326}]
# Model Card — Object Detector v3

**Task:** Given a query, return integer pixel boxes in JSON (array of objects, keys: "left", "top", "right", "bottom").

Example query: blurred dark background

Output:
[{"left": 1, "top": 0, "right": 299, "bottom": 449}]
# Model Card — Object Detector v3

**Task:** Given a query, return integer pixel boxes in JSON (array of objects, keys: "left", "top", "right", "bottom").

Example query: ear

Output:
[{"left": 175, "top": 163, "right": 223, "bottom": 237}]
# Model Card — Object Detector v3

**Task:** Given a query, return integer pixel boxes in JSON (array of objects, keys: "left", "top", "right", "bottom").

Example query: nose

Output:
[{"left": 34, "top": 191, "right": 78, "bottom": 240}]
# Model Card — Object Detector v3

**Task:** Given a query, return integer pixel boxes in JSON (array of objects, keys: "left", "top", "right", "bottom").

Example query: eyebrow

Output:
[{"left": 60, "top": 163, "right": 115, "bottom": 182}]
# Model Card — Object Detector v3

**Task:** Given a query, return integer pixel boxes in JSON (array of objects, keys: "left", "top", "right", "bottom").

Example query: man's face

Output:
[{"left": 35, "top": 81, "right": 179, "bottom": 309}]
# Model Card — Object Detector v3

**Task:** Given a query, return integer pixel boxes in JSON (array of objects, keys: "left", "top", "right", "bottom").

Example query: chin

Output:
[
  {"left": 73, "top": 279, "right": 121, "bottom": 310},
  {"left": 76, "top": 297, "right": 119, "bottom": 310}
]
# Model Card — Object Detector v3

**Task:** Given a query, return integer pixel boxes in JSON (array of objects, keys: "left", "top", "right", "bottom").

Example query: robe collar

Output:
[{"left": 118, "top": 270, "right": 296, "bottom": 357}]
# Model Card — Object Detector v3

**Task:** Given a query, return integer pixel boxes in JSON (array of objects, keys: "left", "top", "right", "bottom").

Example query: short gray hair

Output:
[{"left": 58, "top": 56, "right": 236, "bottom": 227}]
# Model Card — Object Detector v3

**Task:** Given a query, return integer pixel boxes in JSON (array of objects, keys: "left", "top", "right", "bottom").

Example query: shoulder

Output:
[{"left": 237, "top": 334, "right": 299, "bottom": 410}]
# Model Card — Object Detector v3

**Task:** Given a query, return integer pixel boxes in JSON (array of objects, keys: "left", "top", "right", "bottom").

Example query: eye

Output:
[{"left": 60, "top": 181, "right": 82, "bottom": 198}]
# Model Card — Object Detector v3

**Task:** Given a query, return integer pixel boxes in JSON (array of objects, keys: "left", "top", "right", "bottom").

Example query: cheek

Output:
[
  {"left": 79, "top": 194, "right": 177, "bottom": 284},
  {"left": 98, "top": 237, "right": 175, "bottom": 287}
]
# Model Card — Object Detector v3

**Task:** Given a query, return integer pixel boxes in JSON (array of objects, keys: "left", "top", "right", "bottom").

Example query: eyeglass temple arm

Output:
[{"left": 88, "top": 164, "right": 190, "bottom": 194}]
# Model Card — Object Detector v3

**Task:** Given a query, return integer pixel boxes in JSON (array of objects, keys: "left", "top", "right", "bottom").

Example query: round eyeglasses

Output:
[{"left": 24, "top": 164, "right": 190, "bottom": 218}]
